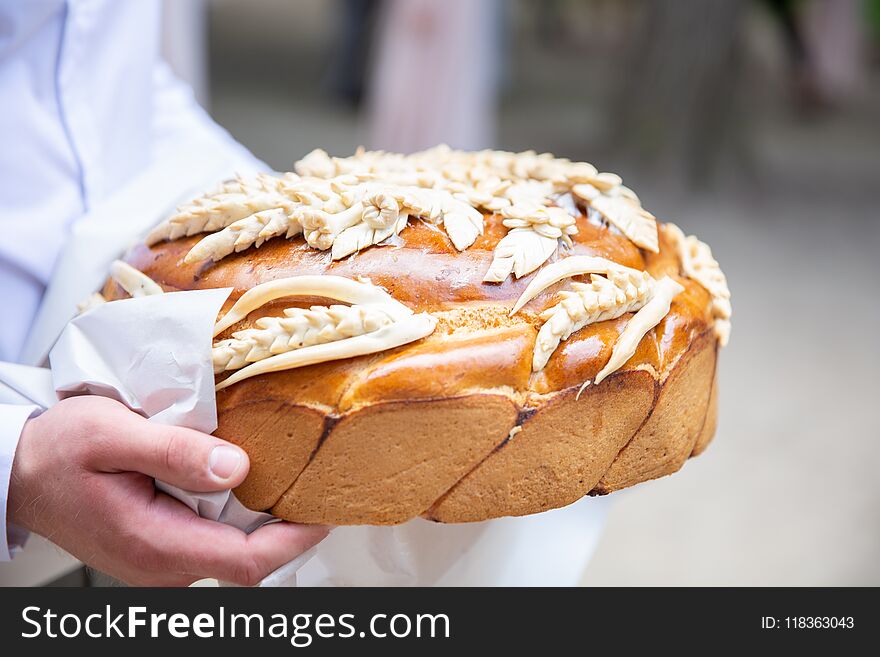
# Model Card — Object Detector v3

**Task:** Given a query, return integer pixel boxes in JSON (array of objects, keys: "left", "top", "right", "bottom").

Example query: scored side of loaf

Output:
[
  {"left": 271, "top": 395, "right": 519, "bottom": 524},
  {"left": 691, "top": 373, "right": 718, "bottom": 458},
  {"left": 431, "top": 331, "right": 717, "bottom": 521},
  {"left": 215, "top": 400, "right": 327, "bottom": 510},
  {"left": 426, "top": 370, "right": 656, "bottom": 522},
  {"left": 214, "top": 330, "right": 718, "bottom": 525},
  {"left": 593, "top": 331, "right": 716, "bottom": 493}
]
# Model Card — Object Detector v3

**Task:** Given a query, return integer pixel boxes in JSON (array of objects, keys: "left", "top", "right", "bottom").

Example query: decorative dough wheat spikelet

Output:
[
  {"left": 664, "top": 223, "right": 732, "bottom": 345},
  {"left": 213, "top": 304, "right": 395, "bottom": 373},
  {"left": 212, "top": 274, "right": 414, "bottom": 336},
  {"left": 507, "top": 255, "right": 681, "bottom": 381},
  {"left": 215, "top": 312, "right": 437, "bottom": 391},
  {"left": 184, "top": 175, "right": 364, "bottom": 258},
  {"left": 209, "top": 275, "right": 437, "bottom": 391},
  {"left": 589, "top": 275, "right": 684, "bottom": 387},
  {"left": 205, "top": 172, "right": 298, "bottom": 198},
  {"left": 533, "top": 270, "right": 654, "bottom": 370},
  {"left": 145, "top": 172, "right": 298, "bottom": 245}
]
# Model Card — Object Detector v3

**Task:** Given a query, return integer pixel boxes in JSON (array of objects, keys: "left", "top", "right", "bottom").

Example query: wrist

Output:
[{"left": 7, "top": 416, "right": 40, "bottom": 533}]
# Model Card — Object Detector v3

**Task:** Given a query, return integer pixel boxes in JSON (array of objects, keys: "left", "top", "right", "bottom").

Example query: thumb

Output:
[{"left": 91, "top": 412, "right": 250, "bottom": 492}]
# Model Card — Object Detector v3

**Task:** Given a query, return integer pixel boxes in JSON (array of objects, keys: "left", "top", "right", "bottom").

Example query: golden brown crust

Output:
[
  {"left": 426, "top": 369, "right": 656, "bottom": 522},
  {"left": 215, "top": 401, "right": 327, "bottom": 510},
  {"left": 114, "top": 215, "right": 712, "bottom": 403},
  {"left": 270, "top": 395, "right": 518, "bottom": 524},
  {"left": 340, "top": 326, "right": 534, "bottom": 409},
  {"left": 593, "top": 332, "right": 717, "bottom": 493},
  {"left": 691, "top": 373, "right": 718, "bottom": 458}
]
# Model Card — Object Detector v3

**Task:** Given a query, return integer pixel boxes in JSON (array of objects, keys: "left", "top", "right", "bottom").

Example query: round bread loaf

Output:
[{"left": 100, "top": 147, "right": 729, "bottom": 524}]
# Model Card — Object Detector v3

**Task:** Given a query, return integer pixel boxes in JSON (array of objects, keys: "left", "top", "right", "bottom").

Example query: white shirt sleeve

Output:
[
  {"left": 0, "top": 403, "right": 41, "bottom": 561},
  {"left": 151, "top": 60, "right": 266, "bottom": 173}
]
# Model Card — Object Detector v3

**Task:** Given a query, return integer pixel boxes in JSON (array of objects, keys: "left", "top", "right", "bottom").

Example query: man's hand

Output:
[{"left": 7, "top": 396, "right": 328, "bottom": 586}]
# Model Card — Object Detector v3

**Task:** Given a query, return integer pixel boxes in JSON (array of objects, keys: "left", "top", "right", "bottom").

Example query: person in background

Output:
[
  {"left": 0, "top": 0, "right": 327, "bottom": 585},
  {"left": 366, "top": 0, "right": 501, "bottom": 152}
]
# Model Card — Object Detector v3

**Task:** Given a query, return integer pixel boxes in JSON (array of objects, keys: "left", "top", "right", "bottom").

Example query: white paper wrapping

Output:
[{"left": 50, "top": 291, "right": 230, "bottom": 429}]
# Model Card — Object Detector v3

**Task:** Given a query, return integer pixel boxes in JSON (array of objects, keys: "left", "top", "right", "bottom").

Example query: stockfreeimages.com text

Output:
[{"left": 21, "top": 605, "right": 450, "bottom": 646}]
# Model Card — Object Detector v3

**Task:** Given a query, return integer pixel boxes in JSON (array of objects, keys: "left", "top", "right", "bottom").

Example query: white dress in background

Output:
[{"left": 366, "top": 0, "right": 500, "bottom": 153}]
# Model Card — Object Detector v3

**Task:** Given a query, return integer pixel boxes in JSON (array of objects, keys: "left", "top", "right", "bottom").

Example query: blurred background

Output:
[
  {"left": 195, "top": 0, "right": 880, "bottom": 586},
  {"left": 5, "top": 0, "right": 879, "bottom": 585}
]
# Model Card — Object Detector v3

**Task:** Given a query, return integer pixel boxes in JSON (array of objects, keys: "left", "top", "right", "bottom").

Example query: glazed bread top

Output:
[
  {"left": 110, "top": 216, "right": 708, "bottom": 411},
  {"left": 98, "top": 146, "right": 730, "bottom": 414}
]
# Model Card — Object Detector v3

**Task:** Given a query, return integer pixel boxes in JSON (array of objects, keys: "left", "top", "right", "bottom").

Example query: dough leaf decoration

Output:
[
  {"left": 109, "top": 260, "right": 164, "bottom": 298},
  {"left": 572, "top": 182, "right": 659, "bottom": 252},
  {"left": 482, "top": 203, "right": 576, "bottom": 283}
]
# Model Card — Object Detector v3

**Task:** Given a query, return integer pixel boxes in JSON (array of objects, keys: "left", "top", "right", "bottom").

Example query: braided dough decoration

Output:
[
  {"left": 589, "top": 275, "right": 684, "bottom": 386},
  {"left": 146, "top": 173, "right": 300, "bottom": 245},
  {"left": 211, "top": 275, "right": 436, "bottom": 390},
  {"left": 213, "top": 304, "right": 396, "bottom": 373},
  {"left": 663, "top": 223, "right": 732, "bottom": 345},
  {"left": 532, "top": 270, "right": 654, "bottom": 371}
]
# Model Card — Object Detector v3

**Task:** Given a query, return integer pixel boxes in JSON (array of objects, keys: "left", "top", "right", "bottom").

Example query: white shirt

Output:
[{"left": 0, "top": 0, "right": 260, "bottom": 560}]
